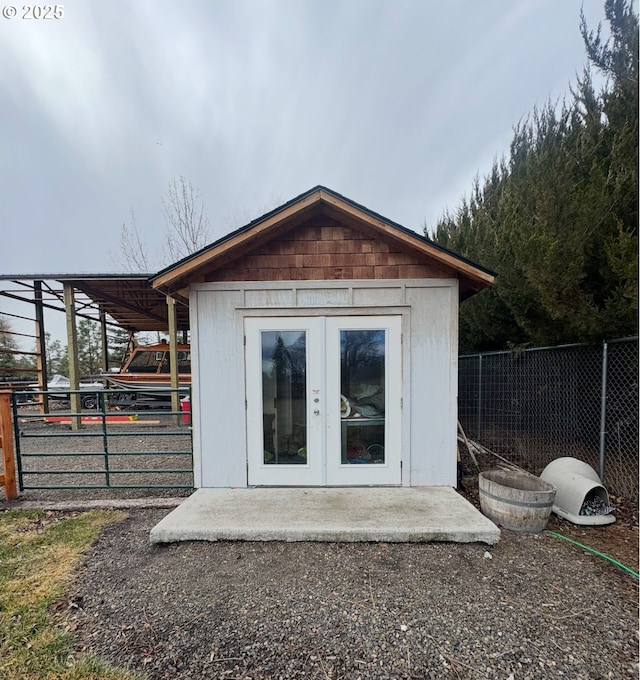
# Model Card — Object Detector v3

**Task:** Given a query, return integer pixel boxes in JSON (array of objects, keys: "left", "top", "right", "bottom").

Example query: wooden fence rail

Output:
[{"left": 0, "top": 390, "right": 18, "bottom": 500}]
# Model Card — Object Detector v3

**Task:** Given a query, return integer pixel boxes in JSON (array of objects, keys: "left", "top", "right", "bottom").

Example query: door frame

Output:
[
  {"left": 245, "top": 314, "right": 402, "bottom": 486},
  {"left": 325, "top": 315, "right": 402, "bottom": 486},
  {"left": 245, "top": 317, "right": 324, "bottom": 486}
]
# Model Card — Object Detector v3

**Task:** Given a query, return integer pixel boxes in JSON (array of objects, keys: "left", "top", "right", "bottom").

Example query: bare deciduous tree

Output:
[
  {"left": 111, "top": 177, "right": 211, "bottom": 272},
  {"left": 110, "top": 208, "right": 157, "bottom": 272},
  {"left": 227, "top": 193, "right": 284, "bottom": 230},
  {"left": 161, "top": 176, "right": 211, "bottom": 262}
]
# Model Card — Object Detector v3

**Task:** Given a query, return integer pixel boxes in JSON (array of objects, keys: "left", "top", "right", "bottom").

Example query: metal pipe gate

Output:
[{"left": 10, "top": 387, "right": 193, "bottom": 492}]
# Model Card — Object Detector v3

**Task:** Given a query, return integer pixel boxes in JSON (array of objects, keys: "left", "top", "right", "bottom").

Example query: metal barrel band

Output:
[{"left": 479, "top": 486, "right": 554, "bottom": 508}]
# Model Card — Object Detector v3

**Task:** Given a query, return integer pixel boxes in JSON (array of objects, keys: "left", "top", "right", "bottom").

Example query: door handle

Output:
[{"left": 313, "top": 409, "right": 320, "bottom": 416}]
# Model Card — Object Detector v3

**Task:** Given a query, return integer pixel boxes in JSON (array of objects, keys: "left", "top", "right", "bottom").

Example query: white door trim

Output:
[
  {"left": 246, "top": 317, "right": 324, "bottom": 486},
  {"left": 245, "top": 315, "right": 402, "bottom": 486},
  {"left": 325, "top": 316, "right": 402, "bottom": 486}
]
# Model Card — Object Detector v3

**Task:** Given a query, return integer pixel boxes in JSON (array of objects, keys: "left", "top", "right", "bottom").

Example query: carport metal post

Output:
[
  {"left": 167, "top": 295, "right": 180, "bottom": 425},
  {"left": 63, "top": 283, "right": 82, "bottom": 430},
  {"left": 99, "top": 303, "right": 109, "bottom": 374},
  {"left": 33, "top": 280, "right": 49, "bottom": 414}
]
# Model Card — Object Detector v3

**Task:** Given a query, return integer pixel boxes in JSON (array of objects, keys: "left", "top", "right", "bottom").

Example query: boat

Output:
[
  {"left": 103, "top": 341, "right": 191, "bottom": 398},
  {"left": 27, "top": 374, "right": 106, "bottom": 409}
]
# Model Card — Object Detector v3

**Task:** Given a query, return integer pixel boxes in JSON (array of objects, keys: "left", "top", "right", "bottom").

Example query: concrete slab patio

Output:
[{"left": 149, "top": 487, "right": 500, "bottom": 545}]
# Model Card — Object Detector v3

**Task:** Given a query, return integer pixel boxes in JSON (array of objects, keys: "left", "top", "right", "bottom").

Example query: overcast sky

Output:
[{"left": 0, "top": 0, "right": 611, "bottom": 341}]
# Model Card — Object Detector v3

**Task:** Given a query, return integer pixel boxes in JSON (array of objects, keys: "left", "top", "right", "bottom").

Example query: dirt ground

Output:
[
  {"left": 544, "top": 494, "right": 639, "bottom": 574},
  {"left": 4, "top": 410, "right": 639, "bottom": 677},
  {"left": 457, "top": 459, "right": 639, "bottom": 576},
  {"left": 62, "top": 507, "right": 638, "bottom": 680},
  {"left": 6, "top": 412, "right": 638, "bottom": 575}
]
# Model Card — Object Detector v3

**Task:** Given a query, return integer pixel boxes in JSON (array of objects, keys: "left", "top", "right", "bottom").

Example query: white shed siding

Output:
[
  {"left": 191, "top": 286, "right": 247, "bottom": 487},
  {"left": 190, "top": 279, "right": 458, "bottom": 488},
  {"left": 405, "top": 283, "right": 458, "bottom": 486},
  {"left": 188, "top": 291, "right": 202, "bottom": 487},
  {"left": 296, "top": 288, "right": 350, "bottom": 306}
]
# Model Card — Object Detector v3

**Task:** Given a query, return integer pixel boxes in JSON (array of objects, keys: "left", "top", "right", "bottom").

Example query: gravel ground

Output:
[
  {"left": 63, "top": 508, "right": 639, "bottom": 680},
  {"left": 7, "top": 409, "right": 639, "bottom": 678}
]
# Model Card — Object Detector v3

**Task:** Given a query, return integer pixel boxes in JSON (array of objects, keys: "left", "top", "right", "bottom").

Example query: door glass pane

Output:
[
  {"left": 340, "top": 330, "right": 386, "bottom": 464},
  {"left": 261, "top": 331, "right": 307, "bottom": 465}
]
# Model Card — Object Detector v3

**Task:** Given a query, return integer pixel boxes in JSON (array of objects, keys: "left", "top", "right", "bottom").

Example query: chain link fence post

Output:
[
  {"left": 458, "top": 337, "right": 638, "bottom": 501},
  {"left": 598, "top": 340, "right": 608, "bottom": 482},
  {"left": 477, "top": 354, "right": 483, "bottom": 440}
]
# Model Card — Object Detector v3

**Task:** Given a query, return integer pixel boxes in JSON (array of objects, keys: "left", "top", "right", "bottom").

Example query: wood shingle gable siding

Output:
[
  {"left": 205, "top": 222, "right": 454, "bottom": 282},
  {"left": 151, "top": 186, "right": 495, "bottom": 300}
]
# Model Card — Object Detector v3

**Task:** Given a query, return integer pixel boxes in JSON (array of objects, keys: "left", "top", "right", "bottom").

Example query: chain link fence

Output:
[{"left": 458, "top": 337, "right": 638, "bottom": 500}]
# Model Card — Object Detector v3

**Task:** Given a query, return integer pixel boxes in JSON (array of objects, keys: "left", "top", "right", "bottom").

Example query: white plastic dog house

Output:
[
  {"left": 152, "top": 186, "right": 494, "bottom": 489},
  {"left": 541, "top": 457, "right": 616, "bottom": 526}
]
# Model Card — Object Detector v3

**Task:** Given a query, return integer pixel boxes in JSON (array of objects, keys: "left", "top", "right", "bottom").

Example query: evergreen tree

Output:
[
  {"left": 46, "top": 334, "right": 68, "bottom": 376},
  {"left": 76, "top": 319, "right": 103, "bottom": 377},
  {"left": 107, "top": 326, "right": 133, "bottom": 370},
  {"left": 429, "top": 0, "right": 638, "bottom": 351},
  {"left": 0, "top": 315, "right": 21, "bottom": 378}
]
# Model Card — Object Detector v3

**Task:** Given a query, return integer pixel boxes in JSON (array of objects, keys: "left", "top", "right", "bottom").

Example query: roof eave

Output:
[{"left": 151, "top": 186, "right": 495, "bottom": 295}]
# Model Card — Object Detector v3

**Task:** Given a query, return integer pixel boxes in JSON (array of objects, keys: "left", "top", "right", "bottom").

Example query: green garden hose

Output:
[{"left": 546, "top": 530, "right": 639, "bottom": 579}]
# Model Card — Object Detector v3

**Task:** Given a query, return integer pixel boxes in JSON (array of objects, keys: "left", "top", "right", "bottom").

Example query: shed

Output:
[{"left": 152, "top": 186, "right": 494, "bottom": 488}]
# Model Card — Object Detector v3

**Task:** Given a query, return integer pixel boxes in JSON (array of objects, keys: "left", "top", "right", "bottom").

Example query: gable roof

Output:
[{"left": 151, "top": 186, "right": 495, "bottom": 301}]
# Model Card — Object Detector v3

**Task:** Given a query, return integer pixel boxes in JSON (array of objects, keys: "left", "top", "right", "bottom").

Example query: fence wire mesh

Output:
[{"left": 458, "top": 337, "right": 638, "bottom": 500}]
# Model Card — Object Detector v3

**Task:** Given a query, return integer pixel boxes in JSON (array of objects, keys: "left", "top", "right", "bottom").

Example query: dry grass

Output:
[{"left": 0, "top": 509, "right": 142, "bottom": 680}]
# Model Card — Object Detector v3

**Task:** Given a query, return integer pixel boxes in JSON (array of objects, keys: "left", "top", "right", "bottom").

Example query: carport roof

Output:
[{"left": 0, "top": 274, "right": 189, "bottom": 332}]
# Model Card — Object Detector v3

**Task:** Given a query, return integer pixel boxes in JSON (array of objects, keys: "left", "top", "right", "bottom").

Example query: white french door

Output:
[{"left": 245, "top": 316, "right": 402, "bottom": 486}]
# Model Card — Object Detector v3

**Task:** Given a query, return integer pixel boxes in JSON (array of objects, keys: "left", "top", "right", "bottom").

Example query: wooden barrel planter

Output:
[{"left": 478, "top": 469, "right": 556, "bottom": 532}]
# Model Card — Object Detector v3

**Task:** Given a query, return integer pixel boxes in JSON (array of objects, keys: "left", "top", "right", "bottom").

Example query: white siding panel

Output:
[
  {"left": 296, "top": 288, "right": 349, "bottom": 306},
  {"left": 405, "top": 284, "right": 458, "bottom": 486},
  {"left": 244, "top": 288, "right": 294, "bottom": 308},
  {"left": 352, "top": 287, "right": 404, "bottom": 306},
  {"left": 189, "top": 278, "right": 459, "bottom": 488},
  {"left": 192, "top": 288, "right": 247, "bottom": 487},
  {"left": 188, "top": 293, "right": 202, "bottom": 488}
]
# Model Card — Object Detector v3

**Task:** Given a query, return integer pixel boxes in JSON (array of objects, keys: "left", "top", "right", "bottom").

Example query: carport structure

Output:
[{"left": 0, "top": 274, "right": 189, "bottom": 418}]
